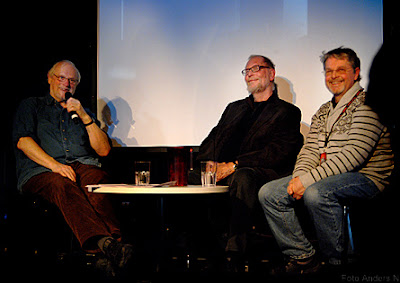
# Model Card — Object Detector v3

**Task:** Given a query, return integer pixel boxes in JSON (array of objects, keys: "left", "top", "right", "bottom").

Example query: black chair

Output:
[{"left": 18, "top": 195, "right": 76, "bottom": 260}]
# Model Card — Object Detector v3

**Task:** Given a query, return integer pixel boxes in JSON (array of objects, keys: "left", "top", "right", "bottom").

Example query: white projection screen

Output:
[{"left": 98, "top": 0, "right": 382, "bottom": 147}]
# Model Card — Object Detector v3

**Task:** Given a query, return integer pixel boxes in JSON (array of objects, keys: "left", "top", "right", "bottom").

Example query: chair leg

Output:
[{"left": 343, "top": 205, "right": 355, "bottom": 262}]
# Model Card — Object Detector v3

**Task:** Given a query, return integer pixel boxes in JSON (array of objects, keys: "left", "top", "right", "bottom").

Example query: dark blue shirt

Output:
[{"left": 13, "top": 93, "right": 102, "bottom": 191}]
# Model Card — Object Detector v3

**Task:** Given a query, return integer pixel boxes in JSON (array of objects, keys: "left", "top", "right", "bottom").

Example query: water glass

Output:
[
  {"left": 201, "top": 161, "right": 217, "bottom": 187},
  {"left": 135, "top": 161, "right": 151, "bottom": 185}
]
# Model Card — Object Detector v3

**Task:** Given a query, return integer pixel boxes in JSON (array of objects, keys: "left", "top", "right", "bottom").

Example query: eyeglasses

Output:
[
  {"left": 323, "top": 67, "right": 352, "bottom": 77},
  {"left": 53, "top": 74, "right": 79, "bottom": 85},
  {"left": 241, "top": 65, "right": 270, "bottom": 76}
]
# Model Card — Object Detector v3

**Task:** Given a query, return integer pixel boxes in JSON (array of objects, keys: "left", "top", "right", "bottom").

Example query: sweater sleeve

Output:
[
  {"left": 292, "top": 111, "right": 321, "bottom": 179},
  {"left": 295, "top": 105, "right": 384, "bottom": 189}
]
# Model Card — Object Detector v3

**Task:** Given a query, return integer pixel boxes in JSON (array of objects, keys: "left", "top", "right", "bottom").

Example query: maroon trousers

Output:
[{"left": 22, "top": 162, "right": 120, "bottom": 252}]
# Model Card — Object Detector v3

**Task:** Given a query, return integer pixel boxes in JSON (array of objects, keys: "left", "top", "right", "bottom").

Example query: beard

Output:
[
  {"left": 327, "top": 79, "right": 346, "bottom": 96},
  {"left": 247, "top": 79, "right": 267, "bottom": 94}
]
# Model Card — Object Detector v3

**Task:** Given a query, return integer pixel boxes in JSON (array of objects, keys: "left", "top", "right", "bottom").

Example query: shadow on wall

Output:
[
  {"left": 97, "top": 77, "right": 310, "bottom": 147},
  {"left": 276, "top": 76, "right": 310, "bottom": 140},
  {"left": 98, "top": 97, "right": 138, "bottom": 147}
]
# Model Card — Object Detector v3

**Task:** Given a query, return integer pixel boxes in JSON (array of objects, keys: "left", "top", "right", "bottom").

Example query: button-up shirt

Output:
[{"left": 13, "top": 93, "right": 102, "bottom": 190}]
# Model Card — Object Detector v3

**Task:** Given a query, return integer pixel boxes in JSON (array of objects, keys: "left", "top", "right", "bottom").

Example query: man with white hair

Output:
[{"left": 13, "top": 60, "right": 133, "bottom": 274}]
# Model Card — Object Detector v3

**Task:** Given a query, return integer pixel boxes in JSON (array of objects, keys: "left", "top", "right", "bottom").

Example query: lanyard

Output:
[
  {"left": 320, "top": 88, "right": 364, "bottom": 164},
  {"left": 323, "top": 88, "right": 364, "bottom": 147}
]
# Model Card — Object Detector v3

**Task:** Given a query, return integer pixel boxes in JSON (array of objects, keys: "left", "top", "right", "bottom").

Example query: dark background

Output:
[{"left": 1, "top": 0, "right": 399, "bottom": 278}]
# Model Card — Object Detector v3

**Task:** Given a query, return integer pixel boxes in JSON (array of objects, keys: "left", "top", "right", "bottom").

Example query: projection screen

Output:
[{"left": 98, "top": 0, "right": 382, "bottom": 147}]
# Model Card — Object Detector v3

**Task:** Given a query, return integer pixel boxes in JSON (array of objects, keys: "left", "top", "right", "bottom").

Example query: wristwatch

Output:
[
  {"left": 84, "top": 117, "right": 95, "bottom": 127},
  {"left": 233, "top": 161, "right": 238, "bottom": 171}
]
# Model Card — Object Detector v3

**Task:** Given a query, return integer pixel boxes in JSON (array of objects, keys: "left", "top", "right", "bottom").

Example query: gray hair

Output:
[
  {"left": 47, "top": 60, "right": 81, "bottom": 83},
  {"left": 248, "top": 55, "right": 275, "bottom": 70},
  {"left": 320, "top": 47, "right": 361, "bottom": 81}
]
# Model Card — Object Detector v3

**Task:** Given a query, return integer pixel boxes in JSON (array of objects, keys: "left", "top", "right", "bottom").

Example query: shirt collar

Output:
[
  {"left": 331, "top": 96, "right": 338, "bottom": 108},
  {"left": 45, "top": 92, "right": 60, "bottom": 106},
  {"left": 247, "top": 87, "right": 278, "bottom": 108},
  {"left": 331, "top": 82, "right": 363, "bottom": 110}
]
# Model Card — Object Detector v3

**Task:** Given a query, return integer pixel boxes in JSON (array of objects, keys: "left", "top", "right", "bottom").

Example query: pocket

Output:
[{"left": 68, "top": 123, "right": 90, "bottom": 146}]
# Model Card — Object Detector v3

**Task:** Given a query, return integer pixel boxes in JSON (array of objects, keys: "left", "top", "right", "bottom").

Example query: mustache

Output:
[
  {"left": 328, "top": 79, "right": 344, "bottom": 83},
  {"left": 246, "top": 78, "right": 259, "bottom": 84}
]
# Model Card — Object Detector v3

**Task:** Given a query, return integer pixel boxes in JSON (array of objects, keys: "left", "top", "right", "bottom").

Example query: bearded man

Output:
[{"left": 197, "top": 55, "right": 304, "bottom": 269}]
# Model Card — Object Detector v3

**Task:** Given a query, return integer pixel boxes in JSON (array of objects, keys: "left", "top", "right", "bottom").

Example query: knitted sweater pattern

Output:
[{"left": 293, "top": 83, "right": 394, "bottom": 191}]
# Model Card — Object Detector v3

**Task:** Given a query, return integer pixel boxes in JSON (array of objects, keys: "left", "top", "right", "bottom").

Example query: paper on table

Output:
[{"left": 86, "top": 181, "right": 177, "bottom": 192}]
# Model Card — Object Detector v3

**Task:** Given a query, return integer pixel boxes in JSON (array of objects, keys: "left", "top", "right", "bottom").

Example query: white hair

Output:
[{"left": 47, "top": 60, "right": 81, "bottom": 83}]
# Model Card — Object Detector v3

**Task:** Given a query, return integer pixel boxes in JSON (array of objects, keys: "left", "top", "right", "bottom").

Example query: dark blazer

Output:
[{"left": 197, "top": 91, "right": 303, "bottom": 178}]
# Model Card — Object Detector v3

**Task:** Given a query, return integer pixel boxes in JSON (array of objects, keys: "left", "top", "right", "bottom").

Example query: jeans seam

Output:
[
  {"left": 323, "top": 176, "right": 378, "bottom": 257},
  {"left": 325, "top": 189, "right": 343, "bottom": 255},
  {"left": 277, "top": 194, "right": 314, "bottom": 259}
]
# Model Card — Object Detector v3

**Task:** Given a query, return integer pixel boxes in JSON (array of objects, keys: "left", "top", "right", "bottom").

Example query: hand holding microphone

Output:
[
  {"left": 63, "top": 92, "right": 94, "bottom": 127},
  {"left": 64, "top": 92, "right": 80, "bottom": 124}
]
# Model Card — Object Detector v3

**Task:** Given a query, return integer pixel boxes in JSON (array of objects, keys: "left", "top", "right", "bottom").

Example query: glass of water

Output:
[
  {"left": 135, "top": 161, "right": 151, "bottom": 185},
  {"left": 201, "top": 161, "right": 217, "bottom": 187}
]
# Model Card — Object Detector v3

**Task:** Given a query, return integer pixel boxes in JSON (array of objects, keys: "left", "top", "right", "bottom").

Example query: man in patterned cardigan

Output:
[{"left": 258, "top": 47, "right": 394, "bottom": 274}]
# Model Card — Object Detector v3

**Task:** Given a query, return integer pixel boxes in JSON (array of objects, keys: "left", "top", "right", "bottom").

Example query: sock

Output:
[
  {"left": 98, "top": 236, "right": 114, "bottom": 253},
  {"left": 296, "top": 256, "right": 314, "bottom": 265}
]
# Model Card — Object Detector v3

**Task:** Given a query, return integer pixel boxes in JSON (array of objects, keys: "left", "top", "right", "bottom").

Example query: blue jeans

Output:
[{"left": 258, "top": 172, "right": 380, "bottom": 263}]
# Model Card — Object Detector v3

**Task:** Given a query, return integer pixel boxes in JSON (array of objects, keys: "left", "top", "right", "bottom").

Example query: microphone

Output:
[{"left": 64, "top": 92, "right": 80, "bottom": 124}]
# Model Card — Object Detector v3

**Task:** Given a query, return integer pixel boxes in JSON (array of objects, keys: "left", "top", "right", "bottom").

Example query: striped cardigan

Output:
[{"left": 293, "top": 82, "right": 394, "bottom": 191}]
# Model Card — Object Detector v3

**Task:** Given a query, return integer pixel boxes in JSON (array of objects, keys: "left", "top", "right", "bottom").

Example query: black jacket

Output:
[{"left": 197, "top": 91, "right": 303, "bottom": 178}]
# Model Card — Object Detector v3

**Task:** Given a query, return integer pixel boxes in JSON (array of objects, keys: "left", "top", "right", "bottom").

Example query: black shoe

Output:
[
  {"left": 103, "top": 238, "right": 134, "bottom": 269},
  {"left": 95, "top": 255, "right": 117, "bottom": 278},
  {"left": 272, "top": 255, "right": 321, "bottom": 276}
]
